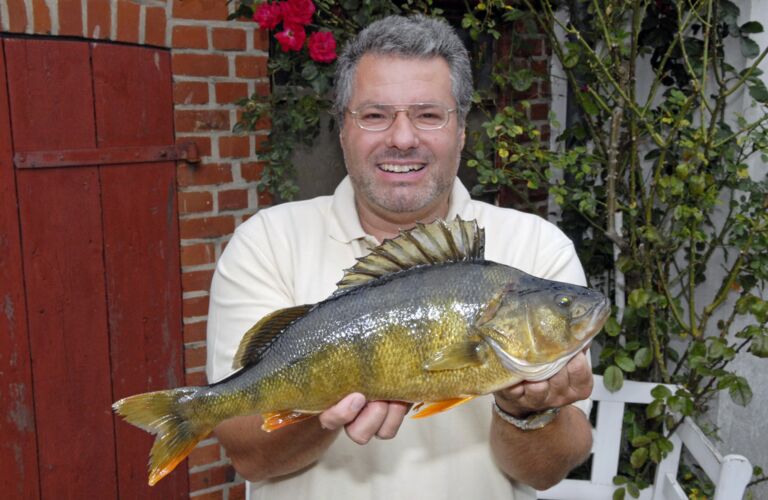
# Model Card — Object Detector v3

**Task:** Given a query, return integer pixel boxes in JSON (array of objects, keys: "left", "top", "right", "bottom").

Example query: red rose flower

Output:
[
  {"left": 253, "top": 2, "right": 283, "bottom": 30},
  {"left": 274, "top": 23, "right": 307, "bottom": 52},
  {"left": 308, "top": 31, "right": 337, "bottom": 63},
  {"left": 282, "top": 0, "right": 315, "bottom": 26}
]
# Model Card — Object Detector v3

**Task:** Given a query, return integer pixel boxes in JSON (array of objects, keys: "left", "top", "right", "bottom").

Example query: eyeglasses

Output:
[{"left": 347, "top": 103, "right": 457, "bottom": 131}]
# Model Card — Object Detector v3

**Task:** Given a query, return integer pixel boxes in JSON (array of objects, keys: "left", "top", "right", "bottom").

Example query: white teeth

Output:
[{"left": 379, "top": 163, "right": 424, "bottom": 173}]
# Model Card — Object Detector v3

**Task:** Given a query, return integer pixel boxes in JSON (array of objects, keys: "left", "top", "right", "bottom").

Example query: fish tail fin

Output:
[{"left": 113, "top": 387, "right": 212, "bottom": 486}]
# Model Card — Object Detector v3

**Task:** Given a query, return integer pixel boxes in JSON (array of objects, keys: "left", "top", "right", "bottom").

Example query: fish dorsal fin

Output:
[
  {"left": 232, "top": 305, "right": 313, "bottom": 370},
  {"left": 335, "top": 217, "right": 485, "bottom": 291}
]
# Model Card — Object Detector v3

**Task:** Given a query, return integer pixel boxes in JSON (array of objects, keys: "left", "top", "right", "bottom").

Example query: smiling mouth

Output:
[{"left": 379, "top": 163, "right": 425, "bottom": 173}]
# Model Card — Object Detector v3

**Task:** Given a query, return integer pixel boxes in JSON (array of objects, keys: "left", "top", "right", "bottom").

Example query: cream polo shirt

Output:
[{"left": 206, "top": 176, "right": 589, "bottom": 500}]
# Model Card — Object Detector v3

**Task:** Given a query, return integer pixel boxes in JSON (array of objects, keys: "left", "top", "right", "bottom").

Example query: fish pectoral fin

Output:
[
  {"left": 410, "top": 396, "right": 476, "bottom": 419},
  {"left": 261, "top": 410, "right": 318, "bottom": 432},
  {"left": 423, "top": 341, "right": 488, "bottom": 371}
]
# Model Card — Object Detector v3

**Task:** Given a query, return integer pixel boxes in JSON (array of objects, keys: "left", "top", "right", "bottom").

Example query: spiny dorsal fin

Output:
[
  {"left": 336, "top": 217, "right": 485, "bottom": 291},
  {"left": 232, "top": 305, "right": 313, "bottom": 370}
]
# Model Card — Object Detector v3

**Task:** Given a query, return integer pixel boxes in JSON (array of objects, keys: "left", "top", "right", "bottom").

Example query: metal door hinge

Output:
[{"left": 14, "top": 142, "right": 201, "bottom": 169}]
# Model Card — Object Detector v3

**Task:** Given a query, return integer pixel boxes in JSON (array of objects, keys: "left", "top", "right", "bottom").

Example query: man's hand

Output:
[
  {"left": 318, "top": 394, "right": 411, "bottom": 444},
  {"left": 493, "top": 350, "right": 593, "bottom": 418},
  {"left": 490, "top": 349, "right": 594, "bottom": 489}
]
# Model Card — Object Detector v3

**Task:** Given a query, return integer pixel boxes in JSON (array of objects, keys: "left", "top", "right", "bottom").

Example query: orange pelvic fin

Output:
[
  {"left": 261, "top": 410, "right": 317, "bottom": 431},
  {"left": 410, "top": 396, "right": 475, "bottom": 419}
]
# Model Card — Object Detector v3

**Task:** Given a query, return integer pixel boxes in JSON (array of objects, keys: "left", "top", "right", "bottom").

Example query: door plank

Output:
[
  {"left": 4, "top": 38, "right": 96, "bottom": 152},
  {"left": 6, "top": 38, "right": 118, "bottom": 498},
  {"left": 0, "top": 37, "right": 41, "bottom": 500},
  {"left": 93, "top": 43, "right": 174, "bottom": 146},
  {"left": 93, "top": 43, "right": 187, "bottom": 497}
]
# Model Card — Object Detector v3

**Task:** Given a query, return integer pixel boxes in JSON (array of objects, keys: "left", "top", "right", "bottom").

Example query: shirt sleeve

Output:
[{"left": 205, "top": 215, "right": 295, "bottom": 383}]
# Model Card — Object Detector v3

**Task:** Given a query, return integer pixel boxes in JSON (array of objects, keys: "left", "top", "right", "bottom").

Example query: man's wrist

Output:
[{"left": 492, "top": 401, "right": 560, "bottom": 431}]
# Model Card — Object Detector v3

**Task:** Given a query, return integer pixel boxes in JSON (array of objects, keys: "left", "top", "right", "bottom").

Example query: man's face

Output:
[{"left": 340, "top": 54, "right": 466, "bottom": 218}]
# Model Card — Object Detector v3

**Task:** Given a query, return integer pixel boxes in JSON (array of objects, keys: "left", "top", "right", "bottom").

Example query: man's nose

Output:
[{"left": 385, "top": 110, "right": 420, "bottom": 150}]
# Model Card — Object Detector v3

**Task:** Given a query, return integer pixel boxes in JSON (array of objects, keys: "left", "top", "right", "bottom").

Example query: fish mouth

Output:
[
  {"left": 571, "top": 296, "right": 611, "bottom": 341},
  {"left": 484, "top": 336, "right": 585, "bottom": 382}
]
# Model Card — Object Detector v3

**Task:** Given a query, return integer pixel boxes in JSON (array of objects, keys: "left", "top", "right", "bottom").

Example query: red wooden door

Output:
[{"left": 0, "top": 37, "right": 187, "bottom": 499}]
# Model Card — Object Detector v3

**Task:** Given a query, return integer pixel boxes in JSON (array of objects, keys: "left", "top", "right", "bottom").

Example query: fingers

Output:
[
  {"left": 494, "top": 352, "right": 594, "bottom": 415},
  {"left": 375, "top": 401, "right": 410, "bottom": 440},
  {"left": 318, "top": 394, "right": 410, "bottom": 445},
  {"left": 345, "top": 400, "right": 410, "bottom": 444},
  {"left": 318, "top": 393, "right": 366, "bottom": 430},
  {"left": 565, "top": 352, "right": 593, "bottom": 400},
  {"left": 344, "top": 401, "right": 389, "bottom": 444}
]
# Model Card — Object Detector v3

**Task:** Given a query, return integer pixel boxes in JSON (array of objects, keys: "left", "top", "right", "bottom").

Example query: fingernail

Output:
[{"left": 350, "top": 396, "right": 365, "bottom": 413}]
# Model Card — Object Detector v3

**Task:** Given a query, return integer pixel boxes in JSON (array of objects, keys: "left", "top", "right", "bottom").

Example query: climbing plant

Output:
[{"left": 463, "top": 1, "right": 768, "bottom": 497}]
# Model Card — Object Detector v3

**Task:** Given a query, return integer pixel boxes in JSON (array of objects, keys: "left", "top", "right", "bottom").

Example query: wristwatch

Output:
[{"left": 492, "top": 401, "right": 560, "bottom": 430}]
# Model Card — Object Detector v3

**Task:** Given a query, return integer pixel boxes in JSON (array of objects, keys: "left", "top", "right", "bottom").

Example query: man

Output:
[{"left": 206, "top": 15, "right": 593, "bottom": 499}]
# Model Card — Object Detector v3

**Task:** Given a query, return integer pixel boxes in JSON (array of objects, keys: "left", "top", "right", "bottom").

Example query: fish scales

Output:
[{"left": 211, "top": 261, "right": 518, "bottom": 415}]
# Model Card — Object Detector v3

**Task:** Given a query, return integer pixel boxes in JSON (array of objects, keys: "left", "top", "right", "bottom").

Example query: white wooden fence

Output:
[{"left": 537, "top": 375, "right": 753, "bottom": 499}]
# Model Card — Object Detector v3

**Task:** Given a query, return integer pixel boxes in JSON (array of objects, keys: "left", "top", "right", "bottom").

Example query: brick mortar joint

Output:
[
  {"left": 172, "top": 76, "right": 270, "bottom": 85},
  {"left": 171, "top": 48, "right": 266, "bottom": 56}
]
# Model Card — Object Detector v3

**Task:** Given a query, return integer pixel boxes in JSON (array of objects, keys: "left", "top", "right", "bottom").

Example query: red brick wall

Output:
[{"left": 1, "top": 1, "right": 265, "bottom": 498}]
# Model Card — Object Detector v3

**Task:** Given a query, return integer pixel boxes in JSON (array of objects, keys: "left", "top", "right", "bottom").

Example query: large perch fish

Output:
[{"left": 113, "top": 218, "right": 610, "bottom": 485}]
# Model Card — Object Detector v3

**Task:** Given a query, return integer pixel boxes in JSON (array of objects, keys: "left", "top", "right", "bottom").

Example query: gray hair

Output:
[{"left": 333, "top": 15, "right": 473, "bottom": 126}]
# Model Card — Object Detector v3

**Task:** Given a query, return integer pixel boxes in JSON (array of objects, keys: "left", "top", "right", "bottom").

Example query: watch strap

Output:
[{"left": 493, "top": 401, "right": 560, "bottom": 430}]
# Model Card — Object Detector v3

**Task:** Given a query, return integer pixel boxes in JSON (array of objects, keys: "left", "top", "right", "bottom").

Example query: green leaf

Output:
[
  {"left": 750, "top": 334, "right": 768, "bottom": 358},
  {"left": 628, "top": 289, "right": 650, "bottom": 309},
  {"left": 646, "top": 400, "right": 664, "bottom": 419},
  {"left": 616, "top": 354, "right": 636, "bottom": 372},
  {"left": 658, "top": 437, "right": 674, "bottom": 454},
  {"left": 613, "top": 475, "right": 628, "bottom": 485},
  {"left": 580, "top": 93, "right": 599, "bottom": 116},
  {"left": 708, "top": 338, "right": 726, "bottom": 359},
  {"left": 651, "top": 384, "right": 672, "bottom": 399},
  {"left": 563, "top": 50, "right": 580, "bottom": 68},
  {"left": 634, "top": 347, "right": 653, "bottom": 368},
  {"left": 625, "top": 341, "right": 641, "bottom": 352},
  {"left": 649, "top": 441, "right": 662, "bottom": 463},
  {"left": 605, "top": 317, "right": 621, "bottom": 337},
  {"left": 604, "top": 366, "right": 624, "bottom": 392},
  {"left": 613, "top": 487, "right": 626, "bottom": 500},
  {"left": 632, "top": 435, "right": 652, "bottom": 447},
  {"left": 749, "top": 80, "right": 768, "bottom": 103},
  {"left": 741, "top": 21, "right": 764, "bottom": 34},
  {"left": 741, "top": 37, "right": 760, "bottom": 58},
  {"left": 301, "top": 63, "right": 319, "bottom": 81},
  {"left": 509, "top": 69, "right": 534, "bottom": 92},
  {"left": 626, "top": 482, "right": 640, "bottom": 498},
  {"left": 729, "top": 377, "right": 753, "bottom": 406},
  {"left": 630, "top": 447, "right": 649, "bottom": 469}
]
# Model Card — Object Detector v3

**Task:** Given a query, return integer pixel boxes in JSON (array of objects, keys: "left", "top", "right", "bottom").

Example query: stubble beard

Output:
[{"left": 345, "top": 148, "right": 456, "bottom": 214}]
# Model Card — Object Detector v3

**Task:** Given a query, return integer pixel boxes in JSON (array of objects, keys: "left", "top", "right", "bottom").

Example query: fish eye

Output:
[{"left": 556, "top": 295, "right": 572, "bottom": 308}]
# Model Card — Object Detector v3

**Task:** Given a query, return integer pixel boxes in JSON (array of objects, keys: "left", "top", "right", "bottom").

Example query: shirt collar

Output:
[{"left": 329, "top": 175, "right": 474, "bottom": 244}]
